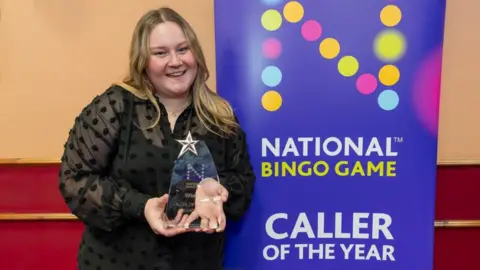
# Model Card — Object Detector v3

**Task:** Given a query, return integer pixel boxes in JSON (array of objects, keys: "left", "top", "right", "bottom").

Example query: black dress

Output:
[{"left": 58, "top": 84, "right": 256, "bottom": 270}]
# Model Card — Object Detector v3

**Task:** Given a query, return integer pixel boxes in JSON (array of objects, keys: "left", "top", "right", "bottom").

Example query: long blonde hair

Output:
[{"left": 118, "top": 7, "right": 238, "bottom": 136}]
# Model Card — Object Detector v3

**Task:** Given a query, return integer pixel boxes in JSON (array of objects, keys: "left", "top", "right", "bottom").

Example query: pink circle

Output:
[
  {"left": 301, "top": 20, "right": 322, "bottom": 41},
  {"left": 412, "top": 45, "right": 442, "bottom": 136},
  {"left": 262, "top": 38, "right": 282, "bottom": 59},
  {"left": 356, "top": 73, "right": 378, "bottom": 95}
]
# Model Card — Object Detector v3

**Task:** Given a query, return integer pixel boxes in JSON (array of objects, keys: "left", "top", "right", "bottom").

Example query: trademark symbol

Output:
[{"left": 394, "top": 137, "right": 403, "bottom": 143}]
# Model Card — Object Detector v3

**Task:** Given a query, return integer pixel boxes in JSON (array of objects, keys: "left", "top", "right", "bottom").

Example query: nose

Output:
[{"left": 169, "top": 53, "right": 183, "bottom": 66}]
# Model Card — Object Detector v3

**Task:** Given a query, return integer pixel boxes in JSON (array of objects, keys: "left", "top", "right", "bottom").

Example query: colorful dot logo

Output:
[
  {"left": 283, "top": 1, "right": 304, "bottom": 23},
  {"left": 259, "top": 1, "right": 406, "bottom": 111},
  {"left": 319, "top": 38, "right": 340, "bottom": 59}
]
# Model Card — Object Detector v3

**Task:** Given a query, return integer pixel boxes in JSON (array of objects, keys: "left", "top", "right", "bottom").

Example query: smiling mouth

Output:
[{"left": 166, "top": 70, "right": 187, "bottom": 78}]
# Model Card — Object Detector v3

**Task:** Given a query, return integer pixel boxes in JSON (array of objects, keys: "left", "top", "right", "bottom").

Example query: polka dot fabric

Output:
[{"left": 59, "top": 85, "right": 256, "bottom": 270}]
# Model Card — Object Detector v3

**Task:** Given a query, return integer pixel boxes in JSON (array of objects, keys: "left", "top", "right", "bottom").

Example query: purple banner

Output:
[{"left": 214, "top": 0, "right": 446, "bottom": 269}]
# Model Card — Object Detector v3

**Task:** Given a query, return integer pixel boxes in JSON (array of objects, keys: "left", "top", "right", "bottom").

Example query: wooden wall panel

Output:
[
  {"left": 0, "top": 221, "right": 84, "bottom": 270},
  {"left": 0, "top": 163, "right": 82, "bottom": 269},
  {"left": 434, "top": 228, "right": 480, "bottom": 270},
  {"left": 0, "top": 162, "right": 479, "bottom": 269},
  {"left": 435, "top": 165, "right": 480, "bottom": 220},
  {"left": 0, "top": 164, "right": 67, "bottom": 213}
]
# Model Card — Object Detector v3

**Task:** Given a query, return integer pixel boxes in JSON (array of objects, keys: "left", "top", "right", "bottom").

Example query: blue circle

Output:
[
  {"left": 262, "top": 66, "right": 282, "bottom": 87},
  {"left": 260, "top": 0, "right": 284, "bottom": 6},
  {"left": 378, "top": 89, "right": 399, "bottom": 111}
]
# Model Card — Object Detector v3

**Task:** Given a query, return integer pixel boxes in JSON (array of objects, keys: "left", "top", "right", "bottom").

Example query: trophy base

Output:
[
  {"left": 164, "top": 216, "right": 219, "bottom": 229},
  {"left": 166, "top": 223, "right": 219, "bottom": 230}
]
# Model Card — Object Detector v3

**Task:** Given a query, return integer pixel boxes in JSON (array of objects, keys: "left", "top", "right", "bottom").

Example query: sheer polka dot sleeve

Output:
[
  {"left": 219, "top": 122, "right": 256, "bottom": 220},
  {"left": 58, "top": 87, "right": 152, "bottom": 231}
]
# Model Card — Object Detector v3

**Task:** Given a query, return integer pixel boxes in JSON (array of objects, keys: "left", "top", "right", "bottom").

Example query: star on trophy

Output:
[{"left": 165, "top": 131, "right": 220, "bottom": 228}]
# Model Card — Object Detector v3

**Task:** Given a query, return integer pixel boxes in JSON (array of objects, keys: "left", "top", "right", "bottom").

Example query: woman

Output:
[{"left": 58, "top": 7, "right": 256, "bottom": 270}]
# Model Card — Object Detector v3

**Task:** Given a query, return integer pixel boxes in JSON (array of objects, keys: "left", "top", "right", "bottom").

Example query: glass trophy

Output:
[{"left": 165, "top": 131, "right": 220, "bottom": 228}]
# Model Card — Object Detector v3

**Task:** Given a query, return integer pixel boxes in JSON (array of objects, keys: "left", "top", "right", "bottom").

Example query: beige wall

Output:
[
  {"left": 0, "top": 0, "right": 477, "bottom": 164},
  {"left": 0, "top": 0, "right": 215, "bottom": 159},
  {"left": 437, "top": 1, "right": 480, "bottom": 164}
]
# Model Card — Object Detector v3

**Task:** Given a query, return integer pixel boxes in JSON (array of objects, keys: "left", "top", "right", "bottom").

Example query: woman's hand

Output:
[
  {"left": 185, "top": 178, "right": 229, "bottom": 233},
  {"left": 144, "top": 194, "right": 188, "bottom": 237}
]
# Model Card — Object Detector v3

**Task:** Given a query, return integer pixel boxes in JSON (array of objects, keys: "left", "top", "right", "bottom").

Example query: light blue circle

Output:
[
  {"left": 378, "top": 89, "right": 399, "bottom": 111},
  {"left": 260, "top": 0, "right": 284, "bottom": 6},
  {"left": 261, "top": 66, "right": 282, "bottom": 87}
]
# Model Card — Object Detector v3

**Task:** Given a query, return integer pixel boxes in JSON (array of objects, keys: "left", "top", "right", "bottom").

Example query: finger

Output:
[
  {"left": 163, "top": 208, "right": 183, "bottom": 228},
  {"left": 212, "top": 196, "right": 223, "bottom": 205},
  {"left": 201, "top": 217, "right": 209, "bottom": 230},
  {"left": 216, "top": 211, "right": 223, "bottom": 230},
  {"left": 173, "top": 209, "right": 184, "bottom": 224},
  {"left": 221, "top": 189, "right": 229, "bottom": 202},
  {"left": 159, "top": 221, "right": 188, "bottom": 237},
  {"left": 178, "top": 214, "right": 189, "bottom": 228},
  {"left": 151, "top": 220, "right": 164, "bottom": 235},
  {"left": 200, "top": 204, "right": 219, "bottom": 222},
  {"left": 200, "top": 217, "right": 215, "bottom": 233},
  {"left": 184, "top": 210, "right": 199, "bottom": 228},
  {"left": 163, "top": 227, "right": 185, "bottom": 237},
  {"left": 153, "top": 220, "right": 171, "bottom": 235},
  {"left": 216, "top": 211, "right": 227, "bottom": 232},
  {"left": 171, "top": 226, "right": 187, "bottom": 236},
  {"left": 208, "top": 215, "right": 218, "bottom": 230},
  {"left": 183, "top": 216, "right": 200, "bottom": 232},
  {"left": 157, "top": 195, "right": 169, "bottom": 210}
]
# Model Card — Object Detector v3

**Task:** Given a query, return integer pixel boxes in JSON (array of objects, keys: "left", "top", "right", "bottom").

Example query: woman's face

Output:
[{"left": 146, "top": 21, "right": 198, "bottom": 98}]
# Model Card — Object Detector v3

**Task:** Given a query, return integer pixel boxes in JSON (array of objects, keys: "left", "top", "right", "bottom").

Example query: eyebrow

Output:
[{"left": 150, "top": 41, "right": 189, "bottom": 50}]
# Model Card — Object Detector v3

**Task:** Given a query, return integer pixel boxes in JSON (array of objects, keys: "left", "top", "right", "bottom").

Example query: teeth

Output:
[{"left": 168, "top": 71, "right": 184, "bottom": 77}]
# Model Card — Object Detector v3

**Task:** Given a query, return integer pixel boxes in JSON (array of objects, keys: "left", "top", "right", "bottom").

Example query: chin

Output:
[{"left": 166, "top": 88, "right": 190, "bottom": 97}]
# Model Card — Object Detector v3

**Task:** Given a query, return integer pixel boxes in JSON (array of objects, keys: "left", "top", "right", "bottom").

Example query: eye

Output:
[
  {"left": 177, "top": 47, "right": 189, "bottom": 54},
  {"left": 153, "top": 51, "right": 167, "bottom": 57}
]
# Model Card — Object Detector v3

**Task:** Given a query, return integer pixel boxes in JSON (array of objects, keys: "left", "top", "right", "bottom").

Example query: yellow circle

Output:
[
  {"left": 319, "top": 38, "right": 340, "bottom": 59},
  {"left": 261, "top": 9, "right": 283, "bottom": 31},
  {"left": 374, "top": 30, "right": 406, "bottom": 62},
  {"left": 337, "top": 56, "right": 359, "bottom": 77},
  {"left": 378, "top": 65, "right": 400, "bottom": 86},
  {"left": 283, "top": 1, "right": 304, "bottom": 23},
  {"left": 380, "top": 5, "right": 402, "bottom": 27},
  {"left": 262, "top": 91, "right": 282, "bottom": 111}
]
